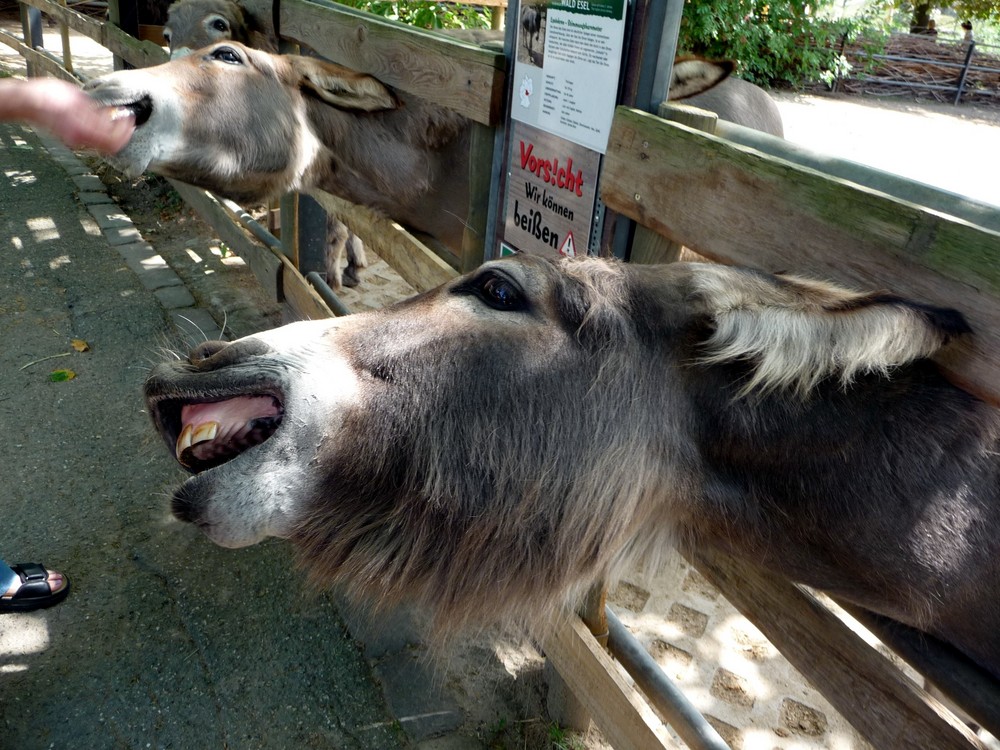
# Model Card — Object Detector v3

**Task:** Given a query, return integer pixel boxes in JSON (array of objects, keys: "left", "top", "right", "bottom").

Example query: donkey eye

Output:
[
  {"left": 478, "top": 273, "right": 525, "bottom": 311},
  {"left": 212, "top": 19, "right": 229, "bottom": 32},
  {"left": 210, "top": 46, "right": 242, "bottom": 64}
]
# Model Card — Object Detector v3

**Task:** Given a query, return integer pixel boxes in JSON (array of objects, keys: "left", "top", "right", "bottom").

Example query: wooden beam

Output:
[
  {"left": 101, "top": 19, "right": 168, "bottom": 68},
  {"left": 461, "top": 120, "right": 495, "bottom": 272},
  {"left": 170, "top": 181, "right": 334, "bottom": 321},
  {"left": 311, "top": 190, "right": 458, "bottom": 293},
  {"left": 167, "top": 180, "right": 283, "bottom": 302},
  {"left": 689, "top": 548, "right": 987, "bottom": 750},
  {"left": 279, "top": 0, "right": 505, "bottom": 126},
  {"left": 0, "top": 29, "right": 77, "bottom": 81},
  {"left": 19, "top": 0, "right": 168, "bottom": 70},
  {"left": 541, "top": 616, "right": 674, "bottom": 750},
  {"left": 280, "top": 256, "right": 337, "bottom": 321},
  {"left": 602, "top": 106, "right": 1000, "bottom": 405},
  {"left": 20, "top": 0, "right": 102, "bottom": 45}
]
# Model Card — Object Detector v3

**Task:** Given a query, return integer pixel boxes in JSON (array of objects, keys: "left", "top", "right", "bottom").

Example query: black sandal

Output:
[{"left": 0, "top": 563, "right": 70, "bottom": 612}]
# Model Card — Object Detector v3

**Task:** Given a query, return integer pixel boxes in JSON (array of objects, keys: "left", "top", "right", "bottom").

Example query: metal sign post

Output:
[
  {"left": 490, "top": 0, "right": 684, "bottom": 262},
  {"left": 497, "top": 0, "right": 628, "bottom": 260}
]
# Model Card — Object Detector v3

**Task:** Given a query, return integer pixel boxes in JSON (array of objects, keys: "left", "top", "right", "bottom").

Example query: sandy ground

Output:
[
  {"left": 3, "top": 19, "right": 999, "bottom": 749},
  {"left": 771, "top": 88, "right": 1000, "bottom": 209}
]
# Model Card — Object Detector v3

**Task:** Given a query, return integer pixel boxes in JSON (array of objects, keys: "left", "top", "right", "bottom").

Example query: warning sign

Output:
[
  {"left": 502, "top": 121, "right": 600, "bottom": 260},
  {"left": 560, "top": 232, "right": 577, "bottom": 257},
  {"left": 498, "top": 1, "right": 626, "bottom": 260}
]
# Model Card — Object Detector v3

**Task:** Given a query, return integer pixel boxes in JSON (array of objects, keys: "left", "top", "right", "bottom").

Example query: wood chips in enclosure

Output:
[{"left": 839, "top": 32, "right": 1000, "bottom": 103}]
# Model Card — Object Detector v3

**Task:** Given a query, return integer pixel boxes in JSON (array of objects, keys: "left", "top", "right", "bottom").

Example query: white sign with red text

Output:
[{"left": 503, "top": 121, "right": 600, "bottom": 260}]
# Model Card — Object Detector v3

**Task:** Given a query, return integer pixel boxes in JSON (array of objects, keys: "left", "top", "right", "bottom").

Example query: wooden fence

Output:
[
  {"left": 594, "top": 101, "right": 1000, "bottom": 748},
  {"left": 4, "top": 2, "right": 1000, "bottom": 748},
  {"left": 839, "top": 32, "right": 1000, "bottom": 105}
]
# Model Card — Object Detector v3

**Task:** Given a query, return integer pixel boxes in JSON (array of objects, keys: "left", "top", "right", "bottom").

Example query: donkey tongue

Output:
[
  {"left": 180, "top": 396, "right": 280, "bottom": 428},
  {"left": 176, "top": 396, "right": 281, "bottom": 463}
]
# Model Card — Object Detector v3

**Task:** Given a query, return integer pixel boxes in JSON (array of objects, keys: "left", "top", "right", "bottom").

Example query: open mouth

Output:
[
  {"left": 152, "top": 393, "right": 284, "bottom": 473},
  {"left": 109, "top": 95, "right": 153, "bottom": 128}
]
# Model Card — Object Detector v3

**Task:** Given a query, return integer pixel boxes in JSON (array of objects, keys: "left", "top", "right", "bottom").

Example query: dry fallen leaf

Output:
[{"left": 71, "top": 339, "right": 90, "bottom": 352}]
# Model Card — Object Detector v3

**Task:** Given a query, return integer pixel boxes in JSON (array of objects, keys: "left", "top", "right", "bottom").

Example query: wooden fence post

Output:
[
  {"left": 546, "top": 583, "right": 609, "bottom": 732},
  {"left": 629, "top": 103, "right": 718, "bottom": 265}
]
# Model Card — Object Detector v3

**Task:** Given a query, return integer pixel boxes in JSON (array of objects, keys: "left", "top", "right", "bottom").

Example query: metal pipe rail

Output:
[
  {"left": 845, "top": 40, "right": 1000, "bottom": 104},
  {"left": 605, "top": 606, "right": 731, "bottom": 750}
]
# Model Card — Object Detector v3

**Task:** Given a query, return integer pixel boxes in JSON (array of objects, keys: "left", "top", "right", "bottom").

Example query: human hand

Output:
[{"left": 6, "top": 78, "right": 135, "bottom": 154}]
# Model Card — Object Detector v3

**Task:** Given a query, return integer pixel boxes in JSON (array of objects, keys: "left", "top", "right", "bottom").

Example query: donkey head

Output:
[
  {"left": 164, "top": 0, "right": 255, "bottom": 58},
  {"left": 83, "top": 43, "right": 398, "bottom": 205},
  {"left": 144, "top": 256, "right": 971, "bottom": 631}
]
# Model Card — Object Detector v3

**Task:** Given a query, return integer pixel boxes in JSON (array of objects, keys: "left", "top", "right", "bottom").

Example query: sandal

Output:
[{"left": 0, "top": 563, "right": 70, "bottom": 612}]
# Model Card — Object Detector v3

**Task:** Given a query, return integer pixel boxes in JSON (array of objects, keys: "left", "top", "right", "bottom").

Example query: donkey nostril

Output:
[
  {"left": 171, "top": 484, "right": 203, "bottom": 523},
  {"left": 189, "top": 340, "right": 229, "bottom": 365}
]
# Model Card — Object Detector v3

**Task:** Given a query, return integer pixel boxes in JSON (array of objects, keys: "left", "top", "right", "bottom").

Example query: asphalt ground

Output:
[{"left": 0, "top": 122, "right": 410, "bottom": 750}]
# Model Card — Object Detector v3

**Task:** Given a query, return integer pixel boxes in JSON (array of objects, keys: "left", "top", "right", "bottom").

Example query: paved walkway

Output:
[{"left": 0, "top": 123, "right": 420, "bottom": 750}]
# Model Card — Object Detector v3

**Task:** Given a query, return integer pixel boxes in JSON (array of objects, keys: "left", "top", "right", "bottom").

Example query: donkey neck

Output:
[
  {"left": 688, "top": 359, "right": 1000, "bottom": 582},
  {"left": 304, "top": 98, "right": 473, "bottom": 251}
]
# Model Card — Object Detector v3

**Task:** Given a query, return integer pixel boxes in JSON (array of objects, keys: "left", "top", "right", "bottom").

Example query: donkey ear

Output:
[
  {"left": 291, "top": 57, "right": 399, "bottom": 112},
  {"left": 690, "top": 265, "right": 971, "bottom": 397},
  {"left": 668, "top": 57, "right": 735, "bottom": 101}
]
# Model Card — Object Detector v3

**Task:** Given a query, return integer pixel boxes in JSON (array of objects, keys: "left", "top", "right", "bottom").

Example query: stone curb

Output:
[{"left": 35, "top": 132, "right": 226, "bottom": 344}]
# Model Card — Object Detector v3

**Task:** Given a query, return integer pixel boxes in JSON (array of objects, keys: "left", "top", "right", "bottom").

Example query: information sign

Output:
[{"left": 498, "top": 0, "right": 627, "bottom": 260}]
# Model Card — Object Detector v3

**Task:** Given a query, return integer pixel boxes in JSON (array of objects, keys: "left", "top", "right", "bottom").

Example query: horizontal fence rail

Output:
[
  {"left": 279, "top": 0, "right": 506, "bottom": 126},
  {"left": 841, "top": 33, "right": 1000, "bottom": 104},
  {"left": 603, "top": 106, "right": 1000, "bottom": 407}
]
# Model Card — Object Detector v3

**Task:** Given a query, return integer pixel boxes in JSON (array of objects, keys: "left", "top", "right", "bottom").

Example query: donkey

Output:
[
  {"left": 143, "top": 254, "right": 998, "bottom": 677},
  {"left": 520, "top": 4, "right": 543, "bottom": 58},
  {"left": 163, "top": 0, "right": 367, "bottom": 290},
  {"left": 162, "top": 0, "right": 783, "bottom": 138},
  {"left": 83, "top": 43, "right": 782, "bottom": 263},
  {"left": 163, "top": 0, "right": 273, "bottom": 58}
]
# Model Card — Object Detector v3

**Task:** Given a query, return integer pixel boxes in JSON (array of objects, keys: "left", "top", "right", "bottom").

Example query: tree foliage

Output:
[
  {"left": 678, "top": 0, "right": 884, "bottom": 86},
  {"left": 338, "top": 1, "right": 493, "bottom": 29},
  {"left": 898, "top": 0, "right": 1000, "bottom": 22}
]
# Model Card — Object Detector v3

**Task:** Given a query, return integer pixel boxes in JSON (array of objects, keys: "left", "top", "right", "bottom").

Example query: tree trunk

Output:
[{"left": 910, "top": 2, "right": 932, "bottom": 33}]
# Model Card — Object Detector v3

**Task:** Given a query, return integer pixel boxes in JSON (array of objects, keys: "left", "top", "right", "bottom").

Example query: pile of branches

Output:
[{"left": 839, "top": 32, "right": 1000, "bottom": 104}]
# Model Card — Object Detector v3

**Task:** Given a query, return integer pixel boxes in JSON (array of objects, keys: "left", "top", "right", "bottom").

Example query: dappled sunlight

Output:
[
  {"left": 0, "top": 614, "right": 51, "bottom": 674},
  {"left": 73, "top": 211, "right": 102, "bottom": 237},
  {"left": 4, "top": 169, "right": 37, "bottom": 187},
  {"left": 612, "top": 550, "right": 876, "bottom": 749},
  {"left": 493, "top": 637, "right": 544, "bottom": 679},
  {"left": 26, "top": 216, "right": 59, "bottom": 242},
  {"left": 185, "top": 243, "right": 245, "bottom": 274},
  {"left": 709, "top": 616, "right": 777, "bottom": 703}
]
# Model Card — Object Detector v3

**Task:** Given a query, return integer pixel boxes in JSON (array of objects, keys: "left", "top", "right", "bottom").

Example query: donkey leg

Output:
[
  {"left": 324, "top": 216, "right": 349, "bottom": 290},
  {"left": 342, "top": 233, "right": 367, "bottom": 288}
]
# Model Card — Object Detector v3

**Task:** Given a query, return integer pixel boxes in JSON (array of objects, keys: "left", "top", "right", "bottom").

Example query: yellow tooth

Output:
[
  {"left": 192, "top": 421, "right": 219, "bottom": 445},
  {"left": 176, "top": 424, "right": 193, "bottom": 459}
]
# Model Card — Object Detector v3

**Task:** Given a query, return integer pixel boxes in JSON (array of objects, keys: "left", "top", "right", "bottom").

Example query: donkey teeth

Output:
[{"left": 175, "top": 422, "right": 221, "bottom": 460}]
